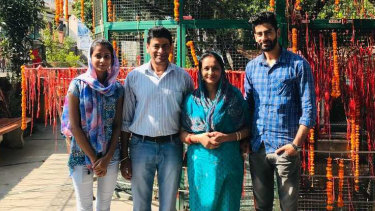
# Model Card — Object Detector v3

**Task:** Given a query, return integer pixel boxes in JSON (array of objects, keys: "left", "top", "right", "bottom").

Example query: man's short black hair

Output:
[
  {"left": 147, "top": 26, "right": 172, "bottom": 45},
  {"left": 249, "top": 12, "right": 278, "bottom": 32}
]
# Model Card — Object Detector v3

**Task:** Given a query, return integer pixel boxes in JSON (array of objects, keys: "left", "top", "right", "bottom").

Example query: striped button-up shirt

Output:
[
  {"left": 244, "top": 48, "right": 316, "bottom": 154},
  {"left": 122, "top": 62, "right": 194, "bottom": 137}
]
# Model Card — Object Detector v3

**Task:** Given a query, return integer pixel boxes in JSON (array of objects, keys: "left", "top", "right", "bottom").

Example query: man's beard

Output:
[{"left": 260, "top": 38, "right": 278, "bottom": 52}]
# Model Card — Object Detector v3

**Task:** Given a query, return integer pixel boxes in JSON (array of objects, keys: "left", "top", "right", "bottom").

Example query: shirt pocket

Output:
[
  {"left": 161, "top": 88, "right": 183, "bottom": 111},
  {"left": 274, "top": 77, "right": 296, "bottom": 96}
]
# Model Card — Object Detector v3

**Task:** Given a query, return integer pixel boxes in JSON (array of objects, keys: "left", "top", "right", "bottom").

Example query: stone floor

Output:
[{"left": 0, "top": 123, "right": 158, "bottom": 211}]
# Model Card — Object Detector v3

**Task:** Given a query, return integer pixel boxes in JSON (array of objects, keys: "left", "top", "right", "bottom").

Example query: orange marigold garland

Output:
[
  {"left": 81, "top": 0, "right": 85, "bottom": 22},
  {"left": 269, "top": 0, "right": 275, "bottom": 12},
  {"left": 331, "top": 32, "right": 341, "bottom": 98},
  {"left": 112, "top": 40, "right": 118, "bottom": 57},
  {"left": 55, "top": 0, "right": 60, "bottom": 25},
  {"left": 174, "top": 0, "right": 180, "bottom": 21},
  {"left": 337, "top": 159, "right": 344, "bottom": 207},
  {"left": 65, "top": 0, "right": 69, "bottom": 21},
  {"left": 169, "top": 45, "right": 174, "bottom": 63},
  {"left": 308, "top": 128, "right": 315, "bottom": 176},
  {"left": 326, "top": 157, "right": 334, "bottom": 210},
  {"left": 186, "top": 41, "right": 199, "bottom": 67},
  {"left": 295, "top": 0, "right": 302, "bottom": 11},
  {"left": 21, "top": 65, "right": 27, "bottom": 130},
  {"left": 292, "top": 28, "right": 298, "bottom": 53},
  {"left": 60, "top": 0, "right": 64, "bottom": 17},
  {"left": 108, "top": 0, "right": 113, "bottom": 22}
]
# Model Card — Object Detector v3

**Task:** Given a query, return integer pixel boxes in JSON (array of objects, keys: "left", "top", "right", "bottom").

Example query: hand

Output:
[
  {"left": 196, "top": 133, "right": 220, "bottom": 149},
  {"left": 120, "top": 158, "right": 132, "bottom": 180},
  {"left": 275, "top": 144, "right": 298, "bottom": 157},
  {"left": 208, "top": 131, "right": 227, "bottom": 143},
  {"left": 93, "top": 157, "right": 110, "bottom": 177}
]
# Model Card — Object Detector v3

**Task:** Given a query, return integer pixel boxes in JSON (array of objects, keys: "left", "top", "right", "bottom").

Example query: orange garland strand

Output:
[
  {"left": 292, "top": 28, "right": 298, "bottom": 53},
  {"left": 169, "top": 45, "right": 174, "bottom": 63},
  {"left": 309, "top": 129, "right": 315, "bottom": 176},
  {"left": 326, "top": 157, "right": 334, "bottom": 210},
  {"left": 107, "top": 0, "right": 113, "bottom": 22},
  {"left": 186, "top": 41, "right": 199, "bottom": 67},
  {"left": 81, "top": 0, "right": 84, "bottom": 22},
  {"left": 21, "top": 65, "right": 27, "bottom": 130},
  {"left": 174, "top": 0, "right": 180, "bottom": 21},
  {"left": 269, "top": 0, "right": 275, "bottom": 12},
  {"left": 60, "top": 0, "right": 64, "bottom": 16},
  {"left": 55, "top": 0, "right": 60, "bottom": 25},
  {"left": 295, "top": 0, "right": 302, "bottom": 11},
  {"left": 112, "top": 40, "right": 118, "bottom": 57},
  {"left": 337, "top": 159, "right": 344, "bottom": 207},
  {"left": 65, "top": 0, "right": 69, "bottom": 22},
  {"left": 331, "top": 32, "right": 341, "bottom": 98}
]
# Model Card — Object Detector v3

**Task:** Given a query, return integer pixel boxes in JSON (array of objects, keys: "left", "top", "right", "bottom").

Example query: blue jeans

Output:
[
  {"left": 249, "top": 144, "right": 300, "bottom": 211},
  {"left": 130, "top": 135, "right": 183, "bottom": 211}
]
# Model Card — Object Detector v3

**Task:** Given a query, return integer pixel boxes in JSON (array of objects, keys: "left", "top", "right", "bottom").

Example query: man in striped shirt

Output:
[
  {"left": 244, "top": 12, "right": 316, "bottom": 211},
  {"left": 120, "top": 26, "right": 194, "bottom": 211}
]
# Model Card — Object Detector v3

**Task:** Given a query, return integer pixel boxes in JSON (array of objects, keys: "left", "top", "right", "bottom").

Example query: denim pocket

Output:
[{"left": 130, "top": 135, "right": 141, "bottom": 146}]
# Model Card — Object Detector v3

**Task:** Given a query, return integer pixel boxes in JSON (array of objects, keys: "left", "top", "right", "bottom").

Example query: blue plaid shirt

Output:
[{"left": 244, "top": 48, "right": 316, "bottom": 154}]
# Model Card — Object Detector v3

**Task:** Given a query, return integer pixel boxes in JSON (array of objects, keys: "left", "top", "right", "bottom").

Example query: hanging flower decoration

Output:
[
  {"left": 174, "top": 0, "right": 180, "bottom": 21},
  {"left": 169, "top": 45, "right": 174, "bottom": 63},
  {"left": 112, "top": 40, "right": 119, "bottom": 57},
  {"left": 326, "top": 157, "right": 333, "bottom": 211},
  {"left": 21, "top": 65, "right": 27, "bottom": 130},
  {"left": 81, "top": 0, "right": 85, "bottom": 22},
  {"left": 108, "top": 0, "right": 113, "bottom": 22},
  {"left": 308, "top": 129, "right": 315, "bottom": 176},
  {"left": 331, "top": 32, "right": 340, "bottom": 98},
  {"left": 269, "top": 0, "right": 275, "bottom": 12},
  {"left": 55, "top": 0, "right": 60, "bottom": 25},
  {"left": 186, "top": 41, "right": 199, "bottom": 67},
  {"left": 292, "top": 28, "right": 298, "bottom": 53},
  {"left": 60, "top": 0, "right": 64, "bottom": 17},
  {"left": 337, "top": 159, "right": 344, "bottom": 208},
  {"left": 65, "top": 0, "right": 69, "bottom": 22},
  {"left": 295, "top": 0, "right": 302, "bottom": 11}
]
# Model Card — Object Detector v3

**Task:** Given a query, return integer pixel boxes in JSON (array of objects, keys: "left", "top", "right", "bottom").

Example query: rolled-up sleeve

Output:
[
  {"left": 298, "top": 60, "right": 317, "bottom": 128},
  {"left": 121, "top": 74, "right": 136, "bottom": 132}
]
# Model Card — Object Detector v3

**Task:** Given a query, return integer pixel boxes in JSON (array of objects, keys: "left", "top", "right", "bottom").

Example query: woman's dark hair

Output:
[
  {"left": 249, "top": 12, "right": 278, "bottom": 32},
  {"left": 89, "top": 39, "right": 115, "bottom": 65},
  {"left": 147, "top": 26, "right": 172, "bottom": 45},
  {"left": 198, "top": 51, "right": 225, "bottom": 73}
]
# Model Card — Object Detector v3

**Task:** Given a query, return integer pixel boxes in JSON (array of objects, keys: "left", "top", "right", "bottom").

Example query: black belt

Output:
[{"left": 132, "top": 133, "right": 179, "bottom": 143}]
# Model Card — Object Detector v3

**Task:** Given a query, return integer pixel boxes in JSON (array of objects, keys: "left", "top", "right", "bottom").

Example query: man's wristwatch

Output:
[{"left": 291, "top": 143, "right": 301, "bottom": 152}]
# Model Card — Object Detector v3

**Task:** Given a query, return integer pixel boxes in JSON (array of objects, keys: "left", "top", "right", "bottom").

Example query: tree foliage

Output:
[
  {"left": 41, "top": 26, "right": 81, "bottom": 67},
  {"left": 0, "top": 0, "right": 45, "bottom": 78}
]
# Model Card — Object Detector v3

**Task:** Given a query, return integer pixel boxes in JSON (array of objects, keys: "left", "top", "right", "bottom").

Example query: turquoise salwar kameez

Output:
[{"left": 181, "top": 70, "right": 250, "bottom": 211}]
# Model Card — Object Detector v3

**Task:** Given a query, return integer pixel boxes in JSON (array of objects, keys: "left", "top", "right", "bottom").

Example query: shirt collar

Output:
[
  {"left": 145, "top": 61, "right": 174, "bottom": 76},
  {"left": 259, "top": 47, "right": 288, "bottom": 66}
]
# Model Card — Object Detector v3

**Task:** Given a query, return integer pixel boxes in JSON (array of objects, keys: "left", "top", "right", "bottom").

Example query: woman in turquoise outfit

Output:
[{"left": 180, "top": 51, "right": 250, "bottom": 211}]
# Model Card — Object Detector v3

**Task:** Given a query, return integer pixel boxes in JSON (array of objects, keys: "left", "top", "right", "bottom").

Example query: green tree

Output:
[
  {"left": 0, "top": 0, "right": 45, "bottom": 78},
  {"left": 41, "top": 26, "right": 81, "bottom": 67}
]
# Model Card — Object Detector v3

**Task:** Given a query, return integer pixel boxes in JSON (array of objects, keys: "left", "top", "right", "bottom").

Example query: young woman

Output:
[
  {"left": 61, "top": 39, "right": 123, "bottom": 211},
  {"left": 180, "top": 52, "right": 250, "bottom": 211}
]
